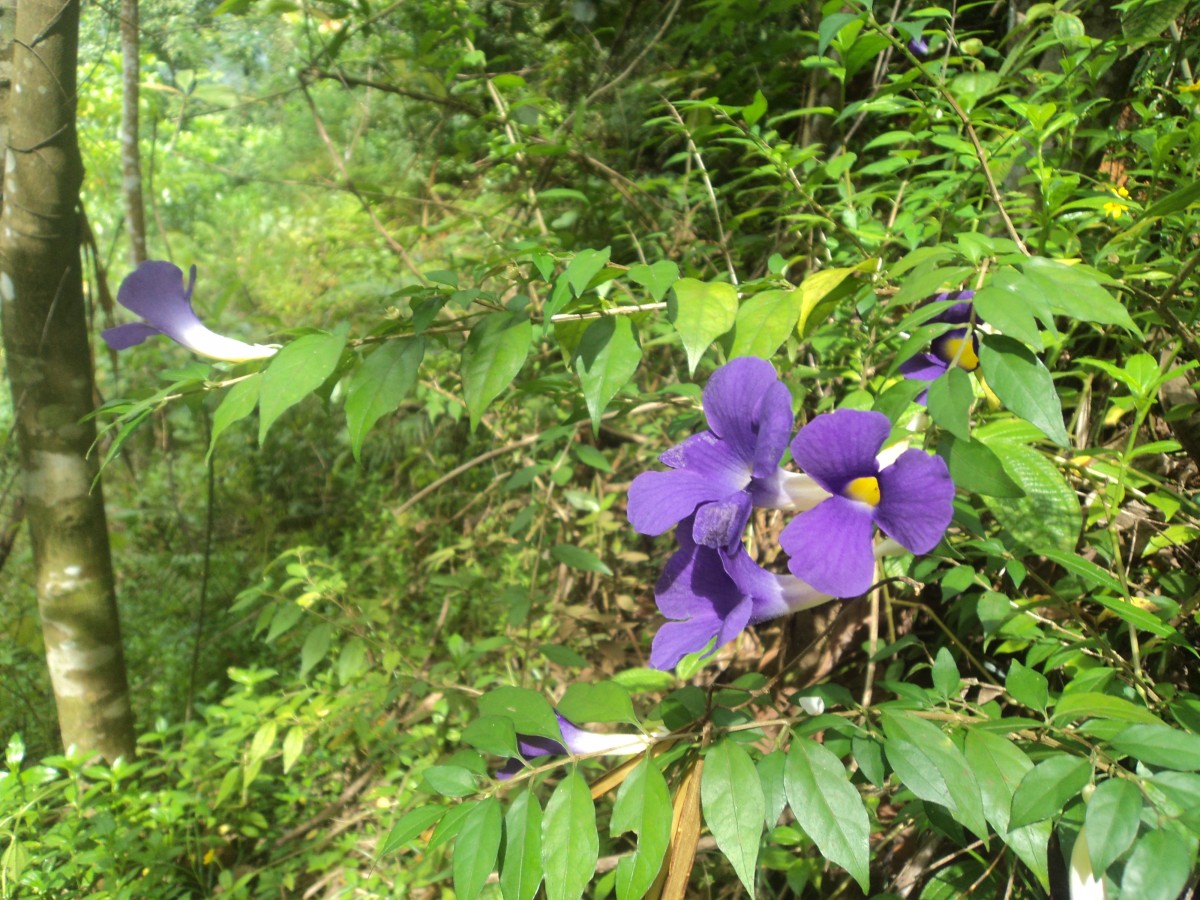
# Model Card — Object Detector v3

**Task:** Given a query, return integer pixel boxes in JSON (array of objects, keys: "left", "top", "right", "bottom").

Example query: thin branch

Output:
[
  {"left": 304, "top": 67, "right": 483, "bottom": 116},
  {"left": 663, "top": 98, "right": 738, "bottom": 285},
  {"left": 299, "top": 79, "right": 428, "bottom": 285}
]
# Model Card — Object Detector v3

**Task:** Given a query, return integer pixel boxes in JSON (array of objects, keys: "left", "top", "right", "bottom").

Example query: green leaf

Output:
[
  {"left": 551, "top": 543, "right": 613, "bottom": 577},
  {"left": 1085, "top": 778, "right": 1142, "bottom": 877},
  {"left": 611, "top": 757, "right": 672, "bottom": 900},
  {"left": 964, "top": 729, "right": 1050, "bottom": 888},
  {"left": 935, "top": 434, "right": 1023, "bottom": 498},
  {"left": 1109, "top": 723, "right": 1200, "bottom": 771},
  {"left": 558, "top": 681, "right": 636, "bottom": 725},
  {"left": 299, "top": 623, "right": 331, "bottom": 677},
  {"left": 345, "top": 338, "right": 424, "bottom": 460},
  {"left": 208, "top": 373, "right": 260, "bottom": 461},
  {"left": 611, "top": 668, "right": 676, "bottom": 693},
  {"left": 1053, "top": 692, "right": 1163, "bottom": 726},
  {"left": 881, "top": 710, "right": 988, "bottom": 840},
  {"left": 478, "top": 686, "right": 563, "bottom": 742},
  {"left": 729, "top": 289, "right": 801, "bottom": 360},
  {"left": 378, "top": 805, "right": 447, "bottom": 856},
  {"left": 454, "top": 797, "right": 503, "bottom": 899},
  {"left": 1038, "top": 547, "right": 1125, "bottom": 594},
  {"left": 784, "top": 736, "right": 870, "bottom": 891},
  {"left": 979, "top": 335, "right": 1069, "bottom": 446},
  {"left": 1022, "top": 257, "right": 1137, "bottom": 333},
  {"left": 462, "top": 715, "right": 519, "bottom": 757},
  {"left": 926, "top": 366, "right": 973, "bottom": 441},
  {"left": 1008, "top": 755, "right": 1091, "bottom": 829},
  {"left": 973, "top": 271, "right": 1046, "bottom": 349},
  {"left": 1006, "top": 661, "right": 1049, "bottom": 713},
  {"left": 423, "top": 765, "right": 479, "bottom": 798},
  {"left": 259, "top": 329, "right": 347, "bottom": 443},
  {"left": 796, "top": 264, "right": 869, "bottom": 337},
  {"left": 977, "top": 437, "right": 1080, "bottom": 553},
  {"left": 542, "top": 771, "right": 598, "bottom": 900},
  {"left": 742, "top": 89, "right": 768, "bottom": 126},
  {"left": 462, "top": 313, "right": 532, "bottom": 430},
  {"left": 758, "top": 750, "right": 788, "bottom": 828},
  {"left": 282, "top": 725, "right": 305, "bottom": 774},
  {"left": 502, "top": 791, "right": 544, "bottom": 900},
  {"left": 1120, "top": 828, "right": 1193, "bottom": 900},
  {"left": 1122, "top": 0, "right": 1191, "bottom": 49},
  {"left": 702, "top": 740, "right": 765, "bottom": 896},
  {"left": 669, "top": 278, "right": 738, "bottom": 375},
  {"left": 627, "top": 260, "right": 678, "bottom": 302},
  {"left": 564, "top": 247, "right": 612, "bottom": 297},
  {"left": 572, "top": 316, "right": 642, "bottom": 430},
  {"left": 932, "top": 646, "right": 961, "bottom": 699},
  {"left": 1140, "top": 177, "right": 1200, "bottom": 218}
]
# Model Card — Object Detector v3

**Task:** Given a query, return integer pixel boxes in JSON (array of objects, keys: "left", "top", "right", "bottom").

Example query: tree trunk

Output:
[
  {"left": 0, "top": 0, "right": 135, "bottom": 762},
  {"left": 119, "top": 0, "right": 146, "bottom": 265}
]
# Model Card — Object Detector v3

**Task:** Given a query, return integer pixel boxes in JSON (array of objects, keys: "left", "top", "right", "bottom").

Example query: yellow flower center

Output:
[
  {"left": 845, "top": 476, "right": 881, "bottom": 507},
  {"left": 939, "top": 335, "right": 980, "bottom": 371}
]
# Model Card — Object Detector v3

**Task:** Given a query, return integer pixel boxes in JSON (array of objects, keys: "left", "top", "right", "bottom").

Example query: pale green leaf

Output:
[
  {"left": 702, "top": 740, "right": 765, "bottom": 896},
  {"left": 501, "top": 791, "right": 544, "bottom": 900},
  {"left": 611, "top": 757, "right": 672, "bottom": 900},
  {"left": 784, "top": 737, "right": 870, "bottom": 891},
  {"left": 542, "top": 771, "right": 598, "bottom": 900},
  {"left": 979, "top": 335, "right": 1069, "bottom": 446},
  {"left": 208, "top": 373, "right": 260, "bottom": 461},
  {"left": 669, "top": 278, "right": 737, "bottom": 374},
  {"left": 345, "top": 338, "right": 424, "bottom": 460},
  {"left": 454, "top": 797, "right": 503, "bottom": 899},
  {"left": 572, "top": 316, "right": 641, "bottom": 430},
  {"left": 259, "top": 329, "right": 347, "bottom": 443},
  {"left": 462, "top": 314, "right": 532, "bottom": 430}
]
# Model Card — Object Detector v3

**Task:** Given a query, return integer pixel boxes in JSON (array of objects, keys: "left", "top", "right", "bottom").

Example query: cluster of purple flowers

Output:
[{"left": 627, "top": 356, "right": 955, "bottom": 670}]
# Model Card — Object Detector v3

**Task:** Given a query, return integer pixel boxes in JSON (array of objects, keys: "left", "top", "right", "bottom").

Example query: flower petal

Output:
[
  {"left": 790, "top": 409, "right": 889, "bottom": 495},
  {"left": 874, "top": 448, "right": 954, "bottom": 554},
  {"left": 691, "top": 490, "right": 752, "bottom": 550},
  {"left": 114, "top": 261, "right": 278, "bottom": 362},
  {"left": 628, "top": 432, "right": 751, "bottom": 536},
  {"left": 703, "top": 358, "right": 793, "bottom": 477},
  {"left": 117, "top": 261, "right": 197, "bottom": 321},
  {"left": 101, "top": 322, "right": 162, "bottom": 351},
  {"left": 649, "top": 595, "right": 753, "bottom": 670},
  {"left": 780, "top": 496, "right": 878, "bottom": 597},
  {"left": 897, "top": 353, "right": 947, "bottom": 382},
  {"left": 653, "top": 532, "right": 745, "bottom": 619}
]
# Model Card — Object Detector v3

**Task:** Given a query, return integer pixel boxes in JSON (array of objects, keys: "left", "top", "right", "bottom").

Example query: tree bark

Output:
[
  {"left": 0, "top": 0, "right": 135, "bottom": 762},
  {"left": 119, "top": 0, "right": 146, "bottom": 265}
]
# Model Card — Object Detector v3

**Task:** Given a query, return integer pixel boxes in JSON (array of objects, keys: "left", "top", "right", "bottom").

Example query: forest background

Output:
[{"left": 1, "top": 0, "right": 1200, "bottom": 897}]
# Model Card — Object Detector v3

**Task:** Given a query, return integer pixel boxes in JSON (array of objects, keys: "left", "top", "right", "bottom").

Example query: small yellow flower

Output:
[
  {"left": 203, "top": 848, "right": 217, "bottom": 866},
  {"left": 1103, "top": 200, "right": 1128, "bottom": 219}
]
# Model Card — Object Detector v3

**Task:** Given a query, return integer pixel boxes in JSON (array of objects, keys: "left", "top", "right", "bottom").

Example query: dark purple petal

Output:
[
  {"left": 908, "top": 36, "right": 929, "bottom": 56},
  {"left": 116, "top": 260, "right": 197, "bottom": 321},
  {"left": 874, "top": 449, "right": 954, "bottom": 554},
  {"left": 897, "top": 352, "right": 947, "bottom": 382},
  {"left": 790, "top": 409, "right": 889, "bottom": 495},
  {"left": 653, "top": 530, "right": 745, "bottom": 619},
  {"left": 691, "top": 490, "right": 752, "bottom": 551},
  {"left": 751, "top": 380, "right": 795, "bottom": 478},
  {"left": 101, "top": 322, "right": 162, "bottom": 351},
  {"left": 649, "top": 595, "right": 753, "bottom": 670},
  {"left": 628, "top": 469, "right": 725, "bottom": 536},
  {"left": 516, "top": 733, "right": 567, "bottom": 759},
  {"left": 780, "top": 496, "right": 878, "bottom": 597},
  {"left": 703, "top": 359, "right": 793, "bottom": 478}
]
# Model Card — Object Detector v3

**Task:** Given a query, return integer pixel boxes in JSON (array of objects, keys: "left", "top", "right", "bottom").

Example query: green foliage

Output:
[{"left": 6, "top": 0, "right": 1200, "bottom": 895}]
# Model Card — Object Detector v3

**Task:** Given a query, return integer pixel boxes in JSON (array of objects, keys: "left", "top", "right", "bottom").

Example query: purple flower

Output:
[
  {"left": 897, "top": 292, "right": 979, "bottom": 401},
  {"left": 650, "top": 521, "right": 834, "bottom": 670},
  {"left": 908, "top": 36, "right": 929, "bottom": 56},
  {"left": 497, "top": 714, "right": 650, "bottom": 779},
  {"left": 627, "top": 358, "right": 825, "bottom": 552},
  {"left": 102, "top": 261, "right": 278, "bottom": 362},
  {"left": 779, "top": 409, "right": 953, "bottom": 598}
]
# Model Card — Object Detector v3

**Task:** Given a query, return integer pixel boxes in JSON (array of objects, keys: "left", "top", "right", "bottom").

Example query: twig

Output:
[
  {"left": 663, "top": 98, "right": 738, "bottom": 285},
  {"left": 305, "top": 67, "right": 483, "bottom": 115},
  {"left": 299, "top": 79, "right": 428, "bottom": 285}
]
